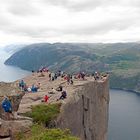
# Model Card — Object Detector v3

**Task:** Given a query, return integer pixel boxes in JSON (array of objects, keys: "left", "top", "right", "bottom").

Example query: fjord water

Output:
[
  {"left": 0, "top": 50, "right": 140, "bottom": 140},
  {"left": 0, "top": 49, "right": 31, "bottom": 82},
  {"left": 108, "top": 89, "right": 140, "bottom": 140}
]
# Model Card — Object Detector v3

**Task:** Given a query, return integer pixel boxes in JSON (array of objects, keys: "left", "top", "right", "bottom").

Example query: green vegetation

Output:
[
  {"left": 16, "top": 124, "right": 79, "bottom": 140},
  {"left": 18, "top": 103, "right": 79, "bottom": 140},
  {"left": 25, "top": 103, "right": 61, "bottom": 125},
  {"left": 110, "top": 72, "right": 140, "bottom": 91}
]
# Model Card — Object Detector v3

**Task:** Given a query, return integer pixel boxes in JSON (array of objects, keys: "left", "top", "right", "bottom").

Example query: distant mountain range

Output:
[{"left": 4, "top": 42, "right": 140, "bottom": 93}]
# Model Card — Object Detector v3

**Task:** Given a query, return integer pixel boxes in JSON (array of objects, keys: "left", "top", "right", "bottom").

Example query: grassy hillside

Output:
[{"left": 5, "top": 42, "right": 140, "bottom": 92}]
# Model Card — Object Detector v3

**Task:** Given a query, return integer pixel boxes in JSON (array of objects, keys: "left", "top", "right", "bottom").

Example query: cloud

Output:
[
  {"left": 41, "top": 0, "right": 140, "bottom": 11},
  {"left": 42, "top": 0, "right": 103, "bottom": 11},
  {"left": 5, "top": 0, "right": 40, "bottom": 16},
  {"left": 63, "top": 17, "right": 138, "bottom": 36},
  {"left": 0, "top": 0, "right": 140, "bottom": 44}
]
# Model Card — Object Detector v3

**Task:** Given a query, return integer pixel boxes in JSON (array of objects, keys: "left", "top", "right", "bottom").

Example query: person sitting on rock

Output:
[
  {"left": 42, "top": 95, "right": 49, "bottom": 103},
  {"left": 31, "top": 84, "right": 38, "bottom": 92},
  {"left": 38, "top": 70, "right": 45, "bottom": 77},
  {"left": 2, "top": 96, "right": 13, "bottom": 120},
  {"left": 70, "top": 79, "right": 74, "bottom": 85},
  {"left": 54, "top": 73, "right": 57, "bottom": 79},
  {"left": 32, "top": 70, "right": 35, "bottom": 76},
  {"left": 81, "top": 72, "right": 85, "bottom": 80},
  {"left": 23, "top": 83, "right": 29, "bottom": 92},
  {"left": 94, "top": 71, "right": 100, "bottom": 80},
  {"left": 58, "top": 90, "right": 67, "bottom": 100}
]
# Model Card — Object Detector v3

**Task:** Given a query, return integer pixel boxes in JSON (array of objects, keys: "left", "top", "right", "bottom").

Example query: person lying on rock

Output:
[
  {"left": 2, "top": 96, "right": 14, "bottom": 120},
  {"left": 56, "top": 85, "right": 63, "bottom": 92},
  {"left": 48, "top": 88, "right": 57, "bottom": 94}
]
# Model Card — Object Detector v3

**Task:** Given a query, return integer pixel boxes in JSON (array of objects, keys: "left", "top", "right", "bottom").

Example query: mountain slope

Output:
[
  {"left": 4, "top": 42, "right": 140, "bottom": 92},
  {"left": 5, "top": 43, "right": 103, "bottom": 72}
]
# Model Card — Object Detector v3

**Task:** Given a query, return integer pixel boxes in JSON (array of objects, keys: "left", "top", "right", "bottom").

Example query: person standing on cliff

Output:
[{"left": 1, "top": 96, "right": 13, "bottom": 120}]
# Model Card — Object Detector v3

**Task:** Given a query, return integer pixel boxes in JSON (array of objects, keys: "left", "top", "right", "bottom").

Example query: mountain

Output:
[
  {"left": 4, "top": 43, "right": 105, "bottom": 73},
  {"left": 3, "top": 44, "right": 27, "bottom": 55},
  {"left": 4, "top": 42, "right": 140, "bottom": 92}
]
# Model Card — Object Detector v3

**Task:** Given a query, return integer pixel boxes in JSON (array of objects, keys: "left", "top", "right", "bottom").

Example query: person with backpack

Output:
[{"left": 2, "top": 96, "right": 13, "bottom": 120}]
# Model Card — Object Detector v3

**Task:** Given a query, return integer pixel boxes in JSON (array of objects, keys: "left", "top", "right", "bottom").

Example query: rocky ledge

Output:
[{"left": 0, "top": 73, "right": 109, "bottom": 140}]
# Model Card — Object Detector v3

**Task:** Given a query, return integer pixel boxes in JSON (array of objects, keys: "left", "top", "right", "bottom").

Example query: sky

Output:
[{"left": 0, "top": 0, "right": 140, "bottom": 45}]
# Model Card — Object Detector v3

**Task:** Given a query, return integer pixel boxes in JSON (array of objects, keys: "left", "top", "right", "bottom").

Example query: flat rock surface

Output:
[
  {"left": 17, "top": 72, "right": 96, "bottom": 114},
  {"left": 0, "top": 72, "right": 108, "bottom": 140},
  {"left": 0, "top": 82, "right": 20, "bottom": 96}
]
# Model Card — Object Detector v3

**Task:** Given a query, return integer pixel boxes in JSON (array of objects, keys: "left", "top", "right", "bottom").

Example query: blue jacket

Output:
[{"left": 2, "top": 99, "right": 12, "bottom": 112}]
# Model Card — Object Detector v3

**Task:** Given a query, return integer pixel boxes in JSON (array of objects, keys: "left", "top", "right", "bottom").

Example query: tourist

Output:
[
  {"left": 42, "top": 95, "right": 49, "bottom": 103},
  {"left": 48, "top": 88, "right": 57, "bottom": 94},
  {"left": 94, "top": 71, "right": 100, "bottom": 80},
  {"left": 31, "top": 84, "right": 38, "bottom": 92},
  {"left": 81, "top": 72, "right": 85, "bottom": 80},
  {"left": 70, "top": 79, "right": 74, "bottom": 85},
  {"left": 58, "top": 90, "right": 67, "bottom": 100},
  {"left": 19, "top": 80, "right": 26, "bottom": 90},
  {"left": 32, "top": 70, "right": 35, "bottom": 76},
  {"left": 49, "top": 73, "right": 51, "bottom": 81},
  {"left": 56, "top": 85, "right": 63, "bottom": 91},
  {"left": 2, "top": 96, "right": 13, "bottom": 120}
]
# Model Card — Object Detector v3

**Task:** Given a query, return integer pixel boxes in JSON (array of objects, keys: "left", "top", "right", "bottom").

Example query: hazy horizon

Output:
[{"left": 1, "top": 41, "right": 140, "bottom": 47}]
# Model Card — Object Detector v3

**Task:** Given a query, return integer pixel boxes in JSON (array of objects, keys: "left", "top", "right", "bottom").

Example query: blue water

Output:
[
  {"left": 108, "top": 89, "right": 140, "bottom": 140},
  {"left": 0, "top": 49, "right": 31, "bottom": 82}
]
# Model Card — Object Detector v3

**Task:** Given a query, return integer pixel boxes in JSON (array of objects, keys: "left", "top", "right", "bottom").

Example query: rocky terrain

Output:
[{"left": 0, "top": 72, "right": 109, "bottom": 140}]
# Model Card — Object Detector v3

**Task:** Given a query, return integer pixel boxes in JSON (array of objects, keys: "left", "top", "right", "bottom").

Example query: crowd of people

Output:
[
  {"left": 1, "top": 65, "right": 108, "bottom": 120},
  {"left": 19, "top": 80, "right": 40, "bottom": 93}
]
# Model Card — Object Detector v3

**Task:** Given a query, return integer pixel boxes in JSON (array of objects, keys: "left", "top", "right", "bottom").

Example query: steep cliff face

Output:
[
  {"left": 0, "top": 73, "right": 109, "bottom": 140},
  {"left": 57, "top": 78, "right": 109, "bottom": 140}
]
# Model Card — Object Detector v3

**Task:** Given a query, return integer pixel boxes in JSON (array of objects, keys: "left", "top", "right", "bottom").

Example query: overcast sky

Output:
[{"left": 0, "top": 0, "right": 140, "bottom": 45}]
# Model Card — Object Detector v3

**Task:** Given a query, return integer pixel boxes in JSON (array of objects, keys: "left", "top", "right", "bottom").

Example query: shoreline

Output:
[{"left": 110, "top": 87, "right": 140, "bottom": 94}]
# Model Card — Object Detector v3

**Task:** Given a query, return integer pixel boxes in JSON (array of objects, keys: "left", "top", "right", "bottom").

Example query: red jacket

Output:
[{"left": 44, "top": 95, "right": 49, "bottom": 102}]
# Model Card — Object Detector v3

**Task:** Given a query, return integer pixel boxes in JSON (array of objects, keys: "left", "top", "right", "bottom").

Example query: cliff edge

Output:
[
  {"left": 57, "top": 77, "right": 109, "bottom": 140},
  {"left": 0, "top": 73, "right": 109, "bottom": 140}
]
